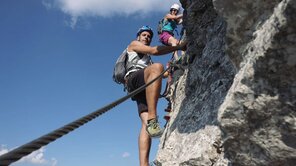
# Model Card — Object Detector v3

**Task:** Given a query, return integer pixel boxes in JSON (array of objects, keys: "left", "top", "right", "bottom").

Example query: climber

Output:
[
  {"left": 158, "top": 4, "right": 185, "bottom": 118},
  {"left": 124, "top": 25, "right": 186, "bottom": 166},
  {"left": 158, "top": 3, "right": 183, "bottom": 60}
]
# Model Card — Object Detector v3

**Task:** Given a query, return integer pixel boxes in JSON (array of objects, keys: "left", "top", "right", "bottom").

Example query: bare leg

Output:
[
  {"left": 139, "top": 112, "right": 151, "bottom": 166},
  {"left": 168, "top": 36, "right": 179, "bottom": 60},
  {"left": 144, "top": 63, "right": 164, "bottom": 120},
  {"left": 179, "top": 39, "right": 186, "bottom": 57}
]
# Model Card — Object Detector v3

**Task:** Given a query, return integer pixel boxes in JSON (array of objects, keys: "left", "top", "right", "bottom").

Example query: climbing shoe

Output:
[
  {"left": 164, "top": 105, "right": 172, "bottom": 113},
  {"left": 146, "top": 118, "right": 163, "bottom": 138},
  {"left": 163, "top": 104, "right": 172, "bottom": 121},
  {"left": 164, "top": 114, "right": 171, "bottom": 121}
]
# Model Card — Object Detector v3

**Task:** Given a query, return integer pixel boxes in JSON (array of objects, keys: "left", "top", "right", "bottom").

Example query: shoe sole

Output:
[{"left": 146, "top": 129, "right": 164, "bottom": 138}]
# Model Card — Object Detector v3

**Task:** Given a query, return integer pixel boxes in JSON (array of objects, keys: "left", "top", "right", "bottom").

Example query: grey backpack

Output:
[
  {"left": 112, "top": 49, "right": 128, "bottom": 84},
  {"left": 113, "top": 49, "right": 149, "bottom": 85},
  {"left": 157, "top": 19, "right": 165, "bottom": 34}
]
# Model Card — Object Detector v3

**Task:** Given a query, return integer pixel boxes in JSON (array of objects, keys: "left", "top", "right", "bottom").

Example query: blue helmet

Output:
[{"left": 136, "top": 25, "right": 154, "bottom": 38}]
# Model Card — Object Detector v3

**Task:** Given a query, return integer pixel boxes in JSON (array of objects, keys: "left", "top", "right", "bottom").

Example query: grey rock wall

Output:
[
  {"left": 155, "top": 0, "right": 235, "bottom": 165},
  {"left": 216, "top": 0, "right": 296, "bottom": 165},
  {"left": 155, "top": 0, "right": 296, "bottom": 165}
]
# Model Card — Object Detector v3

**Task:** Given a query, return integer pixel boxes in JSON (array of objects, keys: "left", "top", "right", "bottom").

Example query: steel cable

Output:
[{"left": 0, "top": 67, "right": 170, "bottom": 166}]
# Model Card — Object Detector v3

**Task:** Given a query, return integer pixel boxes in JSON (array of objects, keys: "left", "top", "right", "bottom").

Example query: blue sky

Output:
[{"left": 0, "top": 0, "right": 181, "bottom": 165}]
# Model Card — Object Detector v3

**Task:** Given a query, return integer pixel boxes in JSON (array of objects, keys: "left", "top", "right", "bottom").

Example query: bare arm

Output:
[
  {"left": 165, "top": 13, "right": 183, "bottom": 20},
  {"left": 128, "top": 40, "right": 185, "bottom": 56}
]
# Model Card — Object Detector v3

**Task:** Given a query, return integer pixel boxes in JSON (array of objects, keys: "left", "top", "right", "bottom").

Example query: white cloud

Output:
[
  {"left": 42, "top": 0, "right": 53, "bottom": 10},
  {"left": 50, "top": 158, "right": 58, "bottom": 166},
  {"left": 42, "top": 0, "right": 181, "bottom": 28},
  {"left": 122, "top": 152, "right": 130, "bottom": 158},
  {"left": 0, "top": 145, "right": 57, "bottom": 166},
  {"left": 19, "top": 147, "right": 47, "bottom": 164},
  {"left": 0, "top": 145, "right": 9, "bottom": 155}
]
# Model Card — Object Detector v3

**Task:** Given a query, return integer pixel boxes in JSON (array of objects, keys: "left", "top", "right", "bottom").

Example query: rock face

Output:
[{"left": 155, "top": 0, "right": 296, "bottom": 166}]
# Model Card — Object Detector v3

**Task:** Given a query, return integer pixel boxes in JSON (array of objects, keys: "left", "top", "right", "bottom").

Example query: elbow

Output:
[
  {"left": 149, "top": 47, "right": 160, "bottom": 55},
  {"left": 151, "top": 50, "right": 159, "bottom": 55}
]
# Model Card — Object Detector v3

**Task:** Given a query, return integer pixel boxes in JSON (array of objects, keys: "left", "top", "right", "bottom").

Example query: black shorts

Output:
[{"left": 126, "top": 69, "right": 148, "bottom": 115}]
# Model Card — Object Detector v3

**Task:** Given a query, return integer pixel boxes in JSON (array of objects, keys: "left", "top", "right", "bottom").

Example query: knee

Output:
[
  {"left": 173, "top": 39, "right": 179, "bottom": 46},
  {"left": 145, "top": 63, "right": 164, "bottom": 77},
  {"left": 151, "top": 63, "right": 164, "bottom": 72},
  {"left": 169, "top": 37, "right": 178, "bottom": 46}
]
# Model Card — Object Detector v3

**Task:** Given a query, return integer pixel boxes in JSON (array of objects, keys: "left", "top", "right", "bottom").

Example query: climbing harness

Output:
[{"left": 0, "top": 66, "right": 171, "bottom": 166}]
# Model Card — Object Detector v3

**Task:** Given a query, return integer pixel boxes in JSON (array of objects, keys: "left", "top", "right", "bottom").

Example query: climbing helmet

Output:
[
  {"left": 136, "top": 25, "right": 154, "bottom": 38},
  {"left": 170, "top": 3, "right": 180, "bottom": 12}
]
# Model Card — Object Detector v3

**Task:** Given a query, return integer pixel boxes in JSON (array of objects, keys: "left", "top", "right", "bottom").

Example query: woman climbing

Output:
[{"left": 158, "top": 3, "right": 183, "bottom": 60}]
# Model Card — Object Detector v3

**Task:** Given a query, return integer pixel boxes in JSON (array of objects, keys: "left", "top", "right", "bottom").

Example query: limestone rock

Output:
[
  {"left": 155, "top": 0, "right": 296, "bottom": 165},
  {"left": 155, "top": 0, "right": 234, "bottom": 165}
]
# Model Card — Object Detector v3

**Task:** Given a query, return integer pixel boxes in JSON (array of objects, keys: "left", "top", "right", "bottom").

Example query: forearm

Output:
[
  {"left": 166, "top": 14, "right": 183, "bottom": 20},
  {"left": 151, "top": 45, "right": 180, "bottom": 55},
  {"left": 129, "top": 40, "right": 185, "bottom": 56},
  {"left": 176, "top": 14, "right": 183, "bottom": 19}
]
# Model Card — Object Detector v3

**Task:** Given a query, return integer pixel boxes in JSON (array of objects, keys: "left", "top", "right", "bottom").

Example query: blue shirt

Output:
[{"left": 162, "top": 19, "right": 177, "bottom": 33}]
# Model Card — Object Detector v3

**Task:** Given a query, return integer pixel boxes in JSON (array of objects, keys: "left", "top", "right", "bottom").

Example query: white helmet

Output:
[{"left": 170, "top": 3, "right": 180, "bottom": 11}]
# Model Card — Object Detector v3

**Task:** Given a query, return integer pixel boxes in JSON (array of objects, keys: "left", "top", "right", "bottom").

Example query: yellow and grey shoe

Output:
[{"left": 146, "top": 118, "right": 163, "bottom": 138}]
